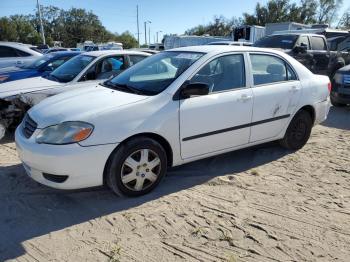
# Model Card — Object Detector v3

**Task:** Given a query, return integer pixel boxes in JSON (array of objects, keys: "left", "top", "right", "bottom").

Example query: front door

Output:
[
  {"left": 179, "top": 53, "right": 253, "bottom": 159},
  {"left": 249, "top": 53, "right": 302, "bottom": 142},
  {"left": 309, "top": 36, "right": 330, "bottom": 75}
]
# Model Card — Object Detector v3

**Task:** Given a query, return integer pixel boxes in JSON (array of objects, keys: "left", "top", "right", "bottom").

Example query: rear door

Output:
[
  {"left": 309, "top": 36, "right": 330, "bottom": 75},
  {"left": 249, "top": 53, "right": 302, "bottom": 142},
  {"left": 179, "top": 53, "right": 253, "bottom": 159}
]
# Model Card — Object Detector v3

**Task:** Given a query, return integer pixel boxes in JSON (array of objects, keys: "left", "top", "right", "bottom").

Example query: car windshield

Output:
[
  {"left": 22, "top": 54, "right": 54, "bottom": 69},
  {"left": 47, "top": 54, "right": 95, "bottom": 83},
  {"left": 254, "top": 35, "right": 298, "bottom": 49},
  {"left": 103, "top": 51, "right": 204, "bottom": 96}
]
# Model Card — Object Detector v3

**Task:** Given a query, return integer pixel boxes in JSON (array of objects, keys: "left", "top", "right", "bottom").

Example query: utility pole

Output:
[
  {"left": 144, "top": 22, "right": 147, "bottom": 45},
  {"left": 136, "top": 5, "right": 140, "bottom": 47},
  {"left": 36, "top": 0, "right": 46, "bottom": 45},
  {"left": 144, "top": 20, "right": 151, "bottom": 46},
  {"left": 148, "top": 25, "right": 151, "bottom": 45},
  {"left": 156, "top": 31, "right": 162, "bottom": 43}
]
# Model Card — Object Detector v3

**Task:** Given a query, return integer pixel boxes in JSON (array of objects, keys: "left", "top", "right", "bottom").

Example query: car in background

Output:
[
  {"left": 130, "top": 48, "right": 159, "bottom": 55},
  {"left": 331, "top": 65, "right": 350, "bottom": 106},
  {"left": 0, "top": 42, "right": 42, "bottom": 68},
  {"left": 254, "top": 33, "right": 350, "bottom": 78},
  {"left": 44, "top": 48, "right": 69, "bottom": 54},
  {"left": 15, "top": 46, "right": 330, "bottom": 196},
  {"left": 0, "top": 50, "right": 150, "bottom": 140},
  {"left": 208, "top": 41, "right": 253, "bottom": 46},
  {"left": 0, "top": 51, "right": 81, "bottom": 84}
]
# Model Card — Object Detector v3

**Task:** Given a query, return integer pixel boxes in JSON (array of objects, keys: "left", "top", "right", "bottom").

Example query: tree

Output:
[
  {"left": 113, "top": 31, "right": 138, "bottom": 49},
  {"left": 185, "top": 16, "right": 242, "bottom": 36},
  {"left": 243, "top": 0, "right": 343, "bottom": 26},
  {"left": 0, "top": 17, "right": 17, "bottom": 41},
  {"left": 337, "top": 9, "right": 350, "bottom": 28},
  {"left": 317, "top": 0, "right": 343, "bottom": 24}
]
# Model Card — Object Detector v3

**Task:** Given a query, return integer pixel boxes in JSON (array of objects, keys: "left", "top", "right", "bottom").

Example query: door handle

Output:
[
  {"left": 238, "top": 94, "right": 252, "bottom": 102},
  {"left": 16, "top": 60, "right": 24, "bottom": 64}
]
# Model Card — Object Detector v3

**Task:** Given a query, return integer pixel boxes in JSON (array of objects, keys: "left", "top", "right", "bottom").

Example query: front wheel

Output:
[
  {"left": 280, "top": 110, "right": 313, "bottom": 150},
  {"left": 106, "top": 137, "right": 167, "bottom": 197}
]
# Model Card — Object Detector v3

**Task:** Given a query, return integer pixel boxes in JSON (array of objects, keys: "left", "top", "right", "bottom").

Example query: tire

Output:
[
  {"left": 279, "top": 110, "right": 313, "bottom": 150},
  {"left": 106, "top": 137, "right": 167, "bottom": 197},
  {"left": 330, "top": 96, "right": 346, "bottom": 107}
]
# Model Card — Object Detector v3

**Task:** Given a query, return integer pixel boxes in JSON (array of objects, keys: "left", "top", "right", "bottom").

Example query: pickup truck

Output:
[{"left": 254, "top": 33, "right": 350, "bottom": 79}]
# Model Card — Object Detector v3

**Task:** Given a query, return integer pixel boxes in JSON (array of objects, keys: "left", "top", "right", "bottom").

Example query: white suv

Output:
[{"left": 0, "top": 42, "right": 42, "bottom": 68}]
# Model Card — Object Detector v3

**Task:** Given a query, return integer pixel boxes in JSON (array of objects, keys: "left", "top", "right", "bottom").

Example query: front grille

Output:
[{"left": 22, "top": 114, "right": 38, "bottom": 138}]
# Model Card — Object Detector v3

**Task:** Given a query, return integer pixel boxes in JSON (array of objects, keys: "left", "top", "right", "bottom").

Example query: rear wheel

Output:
[
  {"left": 106, "top": 137, "right": 167, "bottom": 197},
  {"left": 280, "top": 110, "right": 313, "bottom": 150}
]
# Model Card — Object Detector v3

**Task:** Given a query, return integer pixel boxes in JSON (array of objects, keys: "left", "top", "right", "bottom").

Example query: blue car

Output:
[{"left": 0, "top": 51, "right": 82, "bottom": 84}]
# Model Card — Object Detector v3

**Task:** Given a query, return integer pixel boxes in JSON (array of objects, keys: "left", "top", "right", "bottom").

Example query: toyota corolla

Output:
[{"left": 15, "top": 46, "right": 331, "bottom": 196}]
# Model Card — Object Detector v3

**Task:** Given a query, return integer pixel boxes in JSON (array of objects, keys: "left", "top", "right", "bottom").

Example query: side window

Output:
[
  {"left": 0, "top": 46, "right": 19, "bottom": 58},
  {"left": 286, "top": 64, "right": 297, "bottom": 81},
  {"left": 190, "top": 54, "right": 245, "bottom": 93},
  {"left": 129, "top": 55, "right": 147, "bottom": 66},
  {"left": 15, "top": 49, "right": 31, "bottom": 57},
  {"left": 90, "top": 56, "right": 125, "bottom": 81},
  {"left": 250, "top": 54, "right": 288, "bottom": 85},
  {"left": 297, "top": 36, "right": 310, "bottom": 49},
  {"left": 311, "top": 37, "right": 327, "bottom": 51}
]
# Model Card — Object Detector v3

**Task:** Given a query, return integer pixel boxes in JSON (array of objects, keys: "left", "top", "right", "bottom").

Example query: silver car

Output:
[{"left": 0, "top": 42, "right": 42, "bottom": 68}]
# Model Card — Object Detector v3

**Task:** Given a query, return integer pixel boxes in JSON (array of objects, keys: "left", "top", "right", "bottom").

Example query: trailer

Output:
[
  {"left": 265, "top": 22, "right": 311, "bottom": 36},
  {"left": 233, "top": 25, "right": 265, "bottom": 43},
  {"left": 163, "top": 35, "right": 231, "bottom": 50}
]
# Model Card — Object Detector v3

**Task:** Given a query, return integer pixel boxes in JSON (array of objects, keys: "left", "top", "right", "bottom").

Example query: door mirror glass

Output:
[{"left": 181, "top": 82, "right": 209, "bottom": 98}]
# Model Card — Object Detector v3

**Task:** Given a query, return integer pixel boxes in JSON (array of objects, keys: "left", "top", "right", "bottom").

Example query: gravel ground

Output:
[{"left": 0, "top": 106, "right": 349, "bottom": 262}]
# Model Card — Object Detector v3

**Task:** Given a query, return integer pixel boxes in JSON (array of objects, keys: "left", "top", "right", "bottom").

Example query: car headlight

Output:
[
  {"left": 36, "top": 121, "right": 94, "bottom": 145},
  {"left": 0, "top": 75, "right": 9, "bottom": 82},
  {"left": 333, "top": 73, "right": 343, "bottom": 84}
]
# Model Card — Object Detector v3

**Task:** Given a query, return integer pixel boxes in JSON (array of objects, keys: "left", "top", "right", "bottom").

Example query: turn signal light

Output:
[{"left": 73, "top": 128, "right": 93, "bottom": 142}]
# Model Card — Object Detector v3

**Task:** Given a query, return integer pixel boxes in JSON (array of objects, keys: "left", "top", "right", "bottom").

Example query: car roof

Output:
[
  {"left": 167, "top": 45, "right": 273, "bottom": 54},
  {"left": 85, "top": 50, "right": 152, "bottom": 57},
  {"left": 48, "top": 51, "right": 82, "bottom": 57},
  {"left": 271, "top": 33, "right": 325, "bottom": 37}
]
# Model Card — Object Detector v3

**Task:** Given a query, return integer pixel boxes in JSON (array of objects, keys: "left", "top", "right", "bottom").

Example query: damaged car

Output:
[{"left": 0, "top": 50, "right": 150, "bottom": 140}]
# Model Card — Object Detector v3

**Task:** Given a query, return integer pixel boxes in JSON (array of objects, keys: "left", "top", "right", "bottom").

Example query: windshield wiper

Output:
[{"left": 101, "top": 81, "right": 145, "bottom": 95}]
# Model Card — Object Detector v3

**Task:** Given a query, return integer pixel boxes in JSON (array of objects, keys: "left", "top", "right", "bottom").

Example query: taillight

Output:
[{"left": 328, "top": 82, "right": 332, "bottom": 92}]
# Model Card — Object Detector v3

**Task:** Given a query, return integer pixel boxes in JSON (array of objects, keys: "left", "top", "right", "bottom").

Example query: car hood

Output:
[
  {"left": 0, "top": 76, "right": 61, "bottom": 98},
  {"left": 29, "top": 84, "right": 150, "bottom": 128},
  {"left": 337, "top": 64, "right": 350, "bottom": 73}
]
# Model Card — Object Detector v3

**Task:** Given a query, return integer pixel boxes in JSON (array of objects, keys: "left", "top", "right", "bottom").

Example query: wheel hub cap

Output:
[{"left": 121, "top": 149, "right": 161, "bottom": 192}]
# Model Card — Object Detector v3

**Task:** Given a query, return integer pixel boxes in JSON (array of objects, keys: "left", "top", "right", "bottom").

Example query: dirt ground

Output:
[{"left": 0, "top": 106, "right": 349, "bottom": 262}]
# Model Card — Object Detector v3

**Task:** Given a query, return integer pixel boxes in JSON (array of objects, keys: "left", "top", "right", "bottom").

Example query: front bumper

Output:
[{"left": 15, "top": 125, "right": 117, "bottom": 190}]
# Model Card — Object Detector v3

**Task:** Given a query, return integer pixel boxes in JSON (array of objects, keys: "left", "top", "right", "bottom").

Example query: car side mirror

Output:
[
  {"left": 44, "top": 63, "right": 54, "bottom": 72},
  {"left": 293, "top": 44, "right": 307, "bottom": 54},
  {"left": 181, "top": 82, "right": 209, "bottom": 99},
  {"left": 85, "top": 71, "right": 96, "bottom": 81}
]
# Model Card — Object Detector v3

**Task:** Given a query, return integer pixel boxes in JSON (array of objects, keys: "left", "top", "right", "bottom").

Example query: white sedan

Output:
[{"left": 15, "top": 46, "right": 331, "bottom": 196}]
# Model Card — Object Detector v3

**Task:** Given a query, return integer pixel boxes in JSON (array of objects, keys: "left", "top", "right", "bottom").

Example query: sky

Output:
[{"left": 0, "top": 0, "right": 269, "bottom": 44}]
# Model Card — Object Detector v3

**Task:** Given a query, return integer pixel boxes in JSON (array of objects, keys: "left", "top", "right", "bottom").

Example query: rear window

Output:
[
  {"left": 311, "top": 37, "right": 327, "bottom": 51},
  {"left": 254, "top": 35, "right": 298, "bottom": 49}
]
